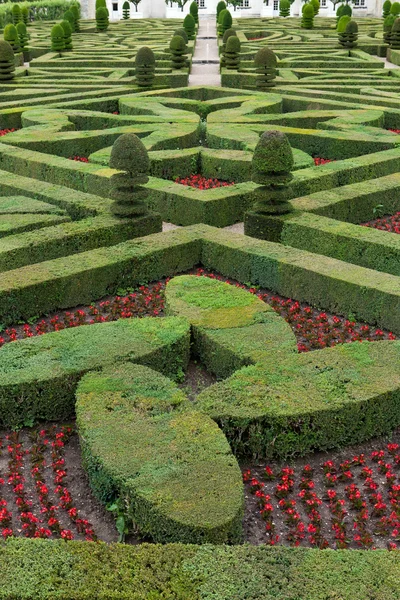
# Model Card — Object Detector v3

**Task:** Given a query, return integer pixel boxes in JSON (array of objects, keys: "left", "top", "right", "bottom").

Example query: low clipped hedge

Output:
[
  {"left": 0, "top": 316, "right": 190, "bottom": 427},
  {"left": 76, "top": 363, "right": 243, "bottom": 544},
  {"left": 1, "top": 539, "right": 400, "bottom": 599}
]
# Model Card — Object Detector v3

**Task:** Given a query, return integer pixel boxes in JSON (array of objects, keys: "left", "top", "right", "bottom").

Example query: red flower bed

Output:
[
  {"left": 174, "top": 174, "right": 234, "bottom": 189},
  {"left": 388, "top": 129, "right": 400, "bottom": 134},
  {"left": 243, "top": 443, "right": 400, "bottom": 549},
  {"left": 313, "top": 157, "right": 334, "bottom": 166},
  {"left": 0, "top": 425, "right": 96, "bottom": 541},
  {"left": 0, "top": 129, "right": 17, "bottom": 136},
  {"left": 69, "top": 156, "right": 89, "bottom": 162},
  {"left": 361, "top": 213, "right": 400, "bottom": 234}
]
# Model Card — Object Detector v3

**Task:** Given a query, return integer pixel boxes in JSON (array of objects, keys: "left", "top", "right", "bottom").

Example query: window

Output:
[
  {"left": 353, "top": 0, "right": 366, "bottom": 6},
  {"left": 273, "top": 0, "right": 279, "bottom": 9},
  {"left": 112, "top": 2, "right": 118, "bottom": 10},
  {"left": 196, "top": 0, "right": 206, "bottom": 6},
  {"left": 321, "top": 0, "right": 327, "bottom": 6}
]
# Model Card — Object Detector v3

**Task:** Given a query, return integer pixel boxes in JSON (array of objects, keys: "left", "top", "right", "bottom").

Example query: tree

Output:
[
  {"left": 390, "top": 17, "right": 400, "bottom": 48},
  {"left": 218, "top": 9, "right": 232, "bottom": 36},
  {"left": 109, "top": 133, "right": 150, "bottom": 218},
  {"left": 223, "top": 35, "right": 240, "bottom": 69},
  {"left": 391, "top": 1, "right": 400, "bottom": 15},
  {"left": 0, "top": 40, "right": 15, "bottom": 82},
  {"left": 174, "top": 27, "right": 188, "bottom": 43},
  {"left": 135, "top": 46, "right": 156, "bottom": 87},
  {"left": 220, "top": 28, "right": 236, "bottom": 66},
  {"left": 170, "top": 0, "right": 190, "bottom": 12},
  {"left": 21, "top": 6, "right": 29, "bottom": 25},
  {"left": 216, "top": 0, "right": 227, "bottom": 21},
  {"left": 338, "top": 18, "right": 358, "bottom": 48},
  {"left": 131, "top": 0, "right": 142, "bottom": 12},
  {"left": 251, "top": 131, "right": 294, "bottom": 215},
  {"left": 190, "top": 1, "right": 198, "bottom": 23},
  {"left": 383, "top": 0, "right": 392, "bottom": 17},
  {"left": 123, "top": 1, "right": 130, "bottom": 19},
  {"left": 12, "top": 4, "right": 22, "bottom": 24},
  {"left": 384, "top": 14, "right": 395, "bottom": 43},
  {"left": 96, "top": 7, "right": 109, "bottom": 31},
  {"left": 183, "top": 14, "right": 196, "bottom": 39},
  {"left": 279, "top": 0, "right": 290, "bottom": 16},
  {"left": 301, "top": 3, "right": 314, "bottom": 28},
  {"left": 4, "top": 24, "right": 20, "bottom": 53},
  {"left": 60, "top": 20, "right": 73, "bottom": 51},
  {"left": 16, "top": 22, "right": 28, "bottom": 50},
  {"left": 170, "top": 34, "right": 187, "bottom": 69},
  {"left": 310, "top": 0, "right": 320, "bottom": 15},
  {"left": 70, "top": 4, "right": 81, "bottom": 32},
  {"left": 51, "top": 24, "right": 65, "bottom": 54},
  {"left": 64, "top": 10, "right": 76, "bottom": 32},
  {"left": 254, "top": 47, "right": 277, "bottom": 89},
  {"left": 227, "top": 0, "right": 242, "bottom": 10}
]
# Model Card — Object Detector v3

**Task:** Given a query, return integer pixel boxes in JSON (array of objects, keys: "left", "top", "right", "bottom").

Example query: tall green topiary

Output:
[
  {"left": 109, "top": 133, "right": 150, "bottom": 218},
  {"left": 60, "top": 20, "right": 73, "bottom": 50},
  {"left": 51, "top": 24, "right": 65, "bottom": 54},
  {"left": 4, "top": 24, "right": 20, "bottom": 53},
  {"left": 337, "top": 14, "right": 351, "bottom": 35},
  {"left": 21, "top": 6, "right": 29, "bottom": 25},
  {"left": 254, "top": 47, "right": 277, "bottom": 89},
  {"left": 96, "top": 0, "right": 107, "bottom": 7},
  {"left": 384, "top": 13, "right": 395, "bottom": 43},
  {"left": 70, "top": 4, "right": 81, "bottom": 32},
  {"left": 223, "top": 35, "right": 240, "bottom": 70},
  {"left": 135, "top": 46, "right": 155, "bottom": 87},
  {"left": 279, "top": 0, "right": 290, "bottom": 16},
  {"left": 251, "top": 130, "right": 294, "bottom": 215},
  {"left": 301, "top": 3, "right": 314, "bottom": 28},
  {"left": 336, "top": 3, "right": 351, "bottom": 25},
  {"left": 190, "top": 1, "right": 198, "bottom": 23},
  {"left": 390, "top": 17, "right": 400, "bottom": 48},
  {"left": 12, "top": 4, "right": 22, "bottom": 24},
  {"left": 122, "top": 1, "right": 130, "bottom": 18},
  {"left": 174, "top": 27, "right": 188, "bottom": 43},
  {"left": 16, "top": 22, "right": 28, "bottom": 50},
  {"left": 183, "top": 13, "right": 196, "bottom": 40},
  {"left": 220, "top": 27, "right": 236, "bottom": 64},
  {"left": 0, "top": 40, "right": 15, "bottom": 82},
  {"left": 383, "top": 0, "right": 392, "bottom": 17},
  {"left": 96, "top": 6, "right": 109, "bottom": 31},
  {"left": 170, "top": 34, "right": 187, "bottom": 69},
  {"left": 218, "top": 8, "right": 232, "bottom": 37},
  {"left": 64, "top": 10, "right": 76, "bottom": 32},
  {"left": 310, "top": 0, "right": 320, "bottom": 15},
  {"left": 338, "top": 19, "right": 358, "bottom": 48},
  {"left": 391, "top": 1, "right": 400, "bottom": 15},
  {"left": 216, "top": 0, "right": 227, "bottom": 21}
]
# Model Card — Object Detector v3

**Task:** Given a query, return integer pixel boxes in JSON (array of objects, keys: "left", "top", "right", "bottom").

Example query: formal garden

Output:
[{"left": 1, "top": 0, "right": 400, "bottom": 596}]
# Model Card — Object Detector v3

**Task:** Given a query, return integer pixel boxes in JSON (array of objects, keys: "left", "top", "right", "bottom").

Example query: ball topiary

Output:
[
  {"left": 0, "top": 40, "right": 15, "bottom": 81},
  {"left": 301, "top": 3, "right": 314, "bottom": 29},
  {"left": 21, "top": 6, "right": 29, "bottom": 25},
  {"left": 51, "top": 24, "right": 65, "bottom": 53},
  {"left": 96, "top": 6, "right": 109, "bottom": 31},
  {"left": 338, "top": 19, "right": 358, "bottom": 48},
  {"left": 109, "top": 133, "right": 150, "bottom": 218},
  {"left": 16, "top": 22, "right": 28, "bottom": 50},
  {"left": 383, "top": 0, "right": 392, "bottom": 17},
  {"left": 310, "top": 0, "right": 320, "bottom": 15},
  {"left": 390, "top": 16, "right": 400, "bottom": 47},
  {"left": 174, "top": 27, "right": 188, "bottom": 43},
  {"left": 64, "top": 9, "right": 76, "bottom": 32},
  {"left": 391, "top": 1, "right": 400, "bottom": 15},
  {"left": 70, "top": 4, "right": 81, "bottom": 32},
  {"left": 384, "top": 13, "right": 395, "bottom": 43},
  {"left": 216, "top": 0, "right": 227, "bottom": 21},
  {"left": 60, "top": 20, "right": 73, "bottom": 51},
  {"left": 170, "top": 34, "right": 187, "bottom": 70},
  {"left": 218, "top": 8, "right": 232, "bottom": 37},
  {"left": 12, "top": 4, "right": 21, "bottom": 24},
  {"left": 223, "top": 35, "right": 241, "bottom": 70},
  {"left": 190, "top": 1, "right": 198, "bottom": 23},
  {"left": 183, "top": 14, "right": 196, "bottom": 40},
  {"left": 135, "top": 46, "right": 155, "bottom": 87},
  {"left": 4, "top": 24, "right": 20, "bottom": 53},
  {"left": 122, "top": 1, "right": 130, "bottom": 19},
  {"left": 251, "top": 130, "right": 294, "bottom": 215},
  {"left": 279, "top": 0, "right": 290, "bottom": 17},
  {"left": 254, "top": 47, "right": 277, "bottom": 89}
]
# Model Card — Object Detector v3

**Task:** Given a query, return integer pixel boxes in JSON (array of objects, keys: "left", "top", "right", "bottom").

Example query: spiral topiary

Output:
[
  {"left": 383, "top": 0, "right": 392, "bottom": 16},
  {"left": 391, "top": 1, "right": 400, "bottom": 15},
  {"left": 64, "top": 9, "right": 76, "bottom": 32},
  {"left": 190, "top": 1, "right": 198, "bottom": 23},
  {"left": 183, "top": 14, "right": 196, "bottom": 40},
  {"left": 279, "top": 0, "right": 290, "bottom": 16},
  {"left": 51, "top": 24, "right": 65, "bottom": 53},
  {"left": 109, "top": 133, "right": 150, "bottom": 218},
  {"left": 21, "top": 6, "right": 29, "bottom": 25},
  {"left": 174, "top": 27, "right": 188, "bottom": 43},
  {"left": 16, "top": 22, "right": 28, "bottom": 50},
  {"left": 70, "top": 4, "right": 81, "bottom": 32},
  {"left": 220, "top": 27, "right": 236, "bottom": 65},
  {"left": 384, "top": 13, "right": 395, "bottom": 43},
  {"left": 223, "top": 35, "right": 240, "bottom": 70},
  {"left": 60, "top": 20, "right": 73, "bottom": 51},
  {"left": 216, "top": 0, "right": 227, "bottom": 21},
  {"left": 12, "top": 4, "right": 21, "bottom": 24},
  {"left": 338, "top": 18, "right": 358, "bottom": 48},
  {"left": 96, "top": 6, "right": 109, "bottom": 31},
  {"left": 310, "top": 0, "right": 320, "bottom": 15},
  {"left": 218, "top": 8, "right": 232, "bottom": 37},
  {"left": 301, "top": 4, "right": 314, "bottom": 29},
  {"left": 135, "top": 46, "right": 155, "bottom": 87},
  {"left": 251, "top": 130, "right": 294, "bottom": 215},
  {"left": 4, "top": 24, "right": 20, "bottom": 53},
  {"left": 0, "top": 40, "right": 15, "bottom": 81},
  {"left": 254, "top": 47, "right": 277, "bottom": 89},
  {"left": 390, "top": 16, "right": 400, "bottom": 47},
  {"left": 170, "top": 34, "right": 187, "bottom": 70},
  {"left": 122, "top": 1, "right": 130, "bottom": 19}
]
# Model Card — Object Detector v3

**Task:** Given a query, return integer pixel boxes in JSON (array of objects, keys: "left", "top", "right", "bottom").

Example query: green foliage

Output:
[
  {"left": 63, "top": 8, "right": 75, "bottom": 31},
  {"left": 170, "top": 34, "right": 188, "bottom": 70},
  {"left": 70, "top": 4, "right": 80, "bottom": 31},
  {"left": 183, "top": 13, "right": 196, "bottom": 39},
  {"left": 190, "top": 0, "right": 198, "bottom": 22},
  {"left": 96, "top": 6, "right": 109, "bottom": 31},
  {"left": 254, "top": 47, "right": 277, "bottom": 89},
  {"left": 16, "top": 21, "right": 28, "bottom": 50},
  {"left": 50, "top": 23, "right": 64, "bottom": 52},
  {"left": 338, "top": 18, "right": 358, "bottom": 48},
  {"left": 21, "top": 6, "right": 29, "bottom": 24},
  {"left": 60, "top": 19, "right": 72, "bottom": 50},
  {"left": 216, "top": 0, "right": 226, "bottom": 20},
  {"left": 122, "top": 0, "right": 130, "bottom": 19},
  {"left": 391, "top": 0, "right": 400, "bottom": 14},
  {"left": 218, "top": 8, "right": 232, "bottom": 36},
  {"left": 95, "top": 0, "right": 106, "bottom": 8},
  {"left": 174, "top": 26, "right": 188, "bottom": 43},
  {"left": 4, "top": 23, "right": 20, "bottom": 52},
  {"left": 310, "top": 0, "right": 319, "bottom": 15},
  {"left": 11, "top": 4, "right": 22, "bottom": 24},
  {"left": 223, "top": 35, "right": 241, "bottom": 70},
  {"left": 337, "top": 14, "right": 351, "bottom": 32},
  {"left": 384, "top": 12, "right": 395, "bottom": 44},
  {"left": 135, "top": 45, "right": 155, "bottom": 87},
  {"left": 383, "top": 0, "right": 392, "bottom": 16},
  {"left": 390, "top": 16, "right": 400, "bottom": 47},
  {"left": 0, "top": 40, "right": 15, "bottom": 81},
  {"left": 279, "top": 0, "right": 290, "bottom": 16},
  {"left": 301, "top": 3, "right": 314, "bottom": 28}
]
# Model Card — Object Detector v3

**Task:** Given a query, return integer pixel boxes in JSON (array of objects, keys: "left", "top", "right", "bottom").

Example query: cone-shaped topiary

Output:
[
  {"left": 4, "top": 24, "right": 20, "bottom": 53},
  {"left": 342, "top": 4, "right": 352, "bottom": 16},
  {"left": 174, "top": 27, "right": 188, "bottom": 43},
  {"left": 223, "top": 35, "right": 240, "bottom": 70},
  {"left": 60, "top": 20, "right": 73, "bottom": 50},
  {"left": 96, "top": 0, "right": 107, "bottom": 8},
  {"left": 301, "top": 4, "right": 314, "bottom": 28},
  {"left": 12, "top": 4, "right": 21, "bottom": 24},
  {"left": 16, "top": 22, "right": 28, "bottom": 50},
  {"left": 384, "top": 13, "right": 395, "bottom": 43},
  {"left": 391, "top": 1, "right": 400, "bottom": 15},
  {"left": 70, "top": 4, "right": 80, "bottom": 32},
  {"left": 21, "top": 6, "right": 29, "bottom": 25},
  {"left": 96, "top": 6, "right": 109, "bottom": 31},
  {"left": 135, "top": 46, "right": 155, "bottom": 87},
  {"left": 251, "top": 130, "right": 294, "bottom": 215},
  {"left": 383, "top": 0, "right": 392, "bottom": 16},
  {"left": 109, "top": 133, "right": 150, "bottom": 218},
  {"left": 254, "top": 47, "right": 277, "bottom": 89},
  {"left": 183, "top": 14, "right": 196, "bottom": 40},
  {"left": 51, "top": 24, "right": 65, "bottom": 53},
  {"left": 122, "top": 1, "right": 130, "bottom": 18},
  {"left": 218, "top": 8, "right": 232, "bottom": 37},
  {"left": 310, "top": 0, "right": 319, "bottom": 15},
  {"left": 64, "top": 9, "right": 76, "bottom": 32},
  {"left": 390, "top": 16, "right": 400, "bottom": 47},
  {"left": 216, "top": 0, "right": 227, "bottom": 21},
  {"left": 190, "top": 1, "right": 198, "bottom": 23},
  {"left": 220, "top": 27, "right": 236, "bottom": 65},
  {"left": 170, "top": 34, "right": 187, "bottom": 69},
  {"left": 338, "top": 18, "right": 358, "bottom": 48},
  {"left": 0, "top": 40, "right": 15, "bottom": 81},
  {"left": 279, "top": 0, "right": 290, "bottom": 16},
  {"left": 337, "top": 14, "right": 351, "bottom": 34}
]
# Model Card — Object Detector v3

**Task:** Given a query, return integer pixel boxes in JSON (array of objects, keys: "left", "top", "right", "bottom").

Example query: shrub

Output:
[
  {"left": 251, "top": 130, "right": 294, "bottom": 215},
  {"left": 383, "top": 0, "right": 392, "bottom": 16},
  {"left": 135, "top": 45, "right": 155, "bottom": 87},
  {"left": 109, "top": 133, "right": 150, "bottom": 217},
  {"left": 336, "top": 2, "right": 351, "bottom": 24},
  {"left": 60, "top": 19, "right": 72, "bottom": 50},
  {"left": 301, "top": 3, "right": 314, "bottom": 28},
  {"left": 12, "top": 4, "right": 22, "bottom": 24},
  {"left": 63, "top": 9, "right": 75, "bottom": 32},
  {"left": 122, "top": 0, "right": 130, "bottom": 18},
  {"left": 218, "top": 8, "right": 232, "bottom": 36},
  {"left": 338, "top": 18, "right": 358, "bottom": 48},
  {"left": 183, "top": 13, "right": 196, "bottom": 40},
  {"left": 279, "top": 0, "right": 290, "bottom": 16},
  {"left": 310, "top": 0, "right": 319, "bottom": 15},
  {"left": 4, "top": 24, "right": 20, "bottom": 53},
  {"left": 190, "top": 0, "right": 198, "bottom": 23},
  {"left": 21, "top": 6, "right": 29, "bottom": 24},
  {"left": 0, "top": 40, "right": 15, "bottom": 81},
  {"left": 384, "top": 13, "right": 395, "bottom": 42},
  {"left": 223, "top": 35, "right": 240, "bottom": 70},
  {"left": 254, "top": 47, "right": 277, "bottom": 89},
  {"left": 216, "top": 0, "right": 226, "bottom": 21},
  {"left": 16, "top": 21, "right": 28, "bottom": 50},
  {"left": 51, "top": 23, "right": 64, "bottom": 53},
  {"left": 96, "top": 6, "right": 109, "bottom": 31},
  {"left": 391, "top": 0, "right": 400, "bottom": 14},
  {"left": 95, "top": 0, "right": 107, "bottom": 7},
  {"left": 220, "top": 27, "right": 236, "bottom": 65},
  {"left": 174, "top": 26, "right": 188, "bottom": 43},
  {"left": 170, "top": 34, "right": 187, "bottom": 70},
  {"left": 70, "top": 4, "right": 80, "bottom": 31},
  {"left": 391, "top": 16, "right": 400, "bottom": 47}
]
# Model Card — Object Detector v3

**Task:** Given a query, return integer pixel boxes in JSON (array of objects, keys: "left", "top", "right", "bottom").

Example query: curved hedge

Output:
[{"left": 76, "top": 362, "right": 243, "bottom": 544}]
